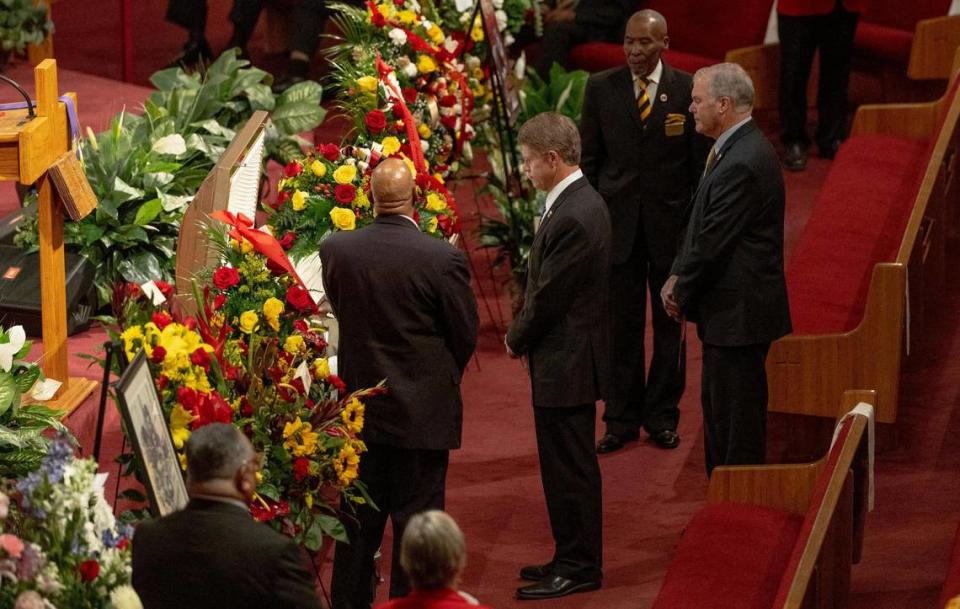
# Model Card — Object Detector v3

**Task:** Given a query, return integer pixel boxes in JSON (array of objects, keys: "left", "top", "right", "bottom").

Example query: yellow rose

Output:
[
  {"left": 312, "top": 357, "right": 330, "bottom": 379},
  {"left": 284, "top": 334, "right": 306, "bottom": 354},
  {"left": 425, "top": 192, "right": 447, "bottom": 211},
  {"left": 381, "top": 136, "right": 401, "bottom": 156},
  {"left": 397, "top": 9, "right": 417, "bottom": 24},
  {"left": 427, "top": 215, "right": 438, "bottom": 233},
  {"left": 427, "top": 24, "right": 444, "bottom": 44},
  {"left": 239, "top": 310, "right": 259, "bottom": 334},
  {"left": 291, "top": 190, "right": 308, "bottom": 211},
  {"left": 333, "top": 164, "right": 358, "bottom": 185},
  {"left": 356, "top": 75, "right": 378, "bottom": 93},
  {"left": 330, "top": 207, "right": 357, "bottom": 231},
  {"left": 310, "top": 159, "right": 327, "bottom": 177},
  {"left": 417, "top": 55, "right": 437, "bottom": 74},
  {"left": 263, "top": 297, "right": 285, "bottom": 331},
  {"left": 418, "top": 123, "right": 432, "bottom": 139}
]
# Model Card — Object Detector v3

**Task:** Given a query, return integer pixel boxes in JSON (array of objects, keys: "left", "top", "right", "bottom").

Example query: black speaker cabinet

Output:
[{"left": 0, "top": 244, "right": 97, "bottom": 337}]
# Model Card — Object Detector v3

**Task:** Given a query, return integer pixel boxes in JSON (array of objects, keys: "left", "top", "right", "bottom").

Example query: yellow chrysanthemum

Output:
[
  {"left": 354, "top": 189, "right": 371, "bottom": 209},
  {"left": 341, "top": 397, "right": 365, "bottom": 434},
  {"left": 425, "top": 192, "right": 446, "bottom": 212},
  {"left": 292, "top": 190, "right": 308, "bottom": 211},
  {"left": 284, "top": 334, "right": 305, "bottom": 355},
  {"left": 283, "top": 417, "right": 319, "bottom": 457},
  {"left": 381, "top": 136, "right": 401, "bottom": 156},
  {"left": 239, "top": 311, "right": 259, "bottom": 334},
  {"left": 312, "top": 358, "right": 330, "bottom": 379},
  {"left": 417, "top": 55, "right": 437, "bottom": 74},
  {"left": 169, "top": 404, "right": 196, "bottom": 449},
  {"left": 356, "top": 75, "right": 378, "bottom": 93},
  {"left": 310, "top": 159, "right": 327, "bottom": 177},
  {"left": 418, "top": 123, "right": 432, "bottom": 139},
  {"left": 330, "top": 207, "right": 357, "bottom": 231},
  {"left": 263, "top": 297, "right": 285, "bottom": 332},
  {"left": 397, "top": 9, "right": 417, "bottom": 24},
  {"left": 333, "top": 165, "right": 358, "bottom": 185},
  {"left": 427, "top": 24, "right": 444, "bottom": 44},
  {"left": 427, "top": 215, "right": 438, "bottom": 233}
]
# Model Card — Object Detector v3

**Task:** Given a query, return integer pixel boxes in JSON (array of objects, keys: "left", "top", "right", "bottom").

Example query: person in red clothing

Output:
[
  {"left": 375, "top": 511, "right": 492, "bottom": 609},
  {"left": 777, "top": 0, "right": 865, "bottom": 171}
]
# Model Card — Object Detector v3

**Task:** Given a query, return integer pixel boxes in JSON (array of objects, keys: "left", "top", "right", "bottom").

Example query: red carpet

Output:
[{"left": 3, "top": 28, "right": 960, "bottom": 609}]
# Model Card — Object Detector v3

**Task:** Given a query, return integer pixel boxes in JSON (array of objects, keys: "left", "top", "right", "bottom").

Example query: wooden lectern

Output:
[{"left": 0, "top": 60, "right": 98, "bottom": 412}]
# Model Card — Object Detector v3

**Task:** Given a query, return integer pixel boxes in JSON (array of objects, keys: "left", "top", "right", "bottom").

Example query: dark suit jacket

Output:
[
  {"left": 320, "top": 215, "right": 479, "bottom": 450},
  {"left": 581, "top": 62, "right": 710, "bottom": 266},
  {"left": 506, "top": 176, "right": 612, "bottom": 408},
  {"left": 671, "top": 119, "right": 792, "bottom": 346},
  {"left": 132, "top": 499, "right": 321, "bottom": 609}
]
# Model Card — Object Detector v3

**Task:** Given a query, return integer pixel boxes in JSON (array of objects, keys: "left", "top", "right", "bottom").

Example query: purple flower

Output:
[{"left": 14, "top": 544, "right": 42, "bottom": 581}]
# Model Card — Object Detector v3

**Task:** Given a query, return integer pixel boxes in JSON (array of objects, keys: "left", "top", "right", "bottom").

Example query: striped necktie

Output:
[
  {"left": 702, "top": 145, "right": 718, "bottom": 178},
  {"left": 635, "top": 76, "right": 652, "bottom": 123}
]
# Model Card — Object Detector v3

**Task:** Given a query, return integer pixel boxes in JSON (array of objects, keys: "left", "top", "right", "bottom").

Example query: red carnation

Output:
[
  {"left": 284, "top": 160, "right": 303, "bottom": 177},
  {"left": 213, "top": 294, "right": 226, "bottom": 310},
  {"left": 286, "top": 285, "right": 316, "bottom": 313},
  {"left": 151, "top": 311, "right": 172, "bottom": 330},
  {"left": 335, "top": 184, "right": 357, "bottom": 204},
  {"left": 278, "top": 232, "right": 296, "bottom": 250},
  {"left": 213, "top": 266, "right": 240, "bottom": 290},
  {"left": 319, "top": 143, "right": 340, "bottom": 161},
  {"left": 365, "top": 109, "right": 387, "bottom": 133},
  {"left": 154, "top": 280, "right": 174, "bottom": 299},
  {"left": 439, "top": 94, "right": 457, "bottom": 108},
  {"left": 150, "top": 346, "right": 167, "bottom": 364},
  {"left": 293, "top": 457, "right": 311, "bottom": 481},
  {"left": 177, "top": 387, "right": 199, "bottom": 410},
  {"left": 79, "top": 560, "right": 100, "bottom": 582},
  {"left": 190, "top": 348, "right": 211, "bottom": 370},
  {"left": 441, "top": 115, "right": 457, "bottom": 130},
  {"left": 328, "top": 374, "right": 347, "bottom": 394},
  {"left": 402, "top": 87, "right": 418, "bottom": 104},
  {"left": 370, "top": 9, "right": 386, "bottom": 27}
]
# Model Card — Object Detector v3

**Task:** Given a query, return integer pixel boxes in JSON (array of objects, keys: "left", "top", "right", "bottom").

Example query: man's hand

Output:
[
  {"left": 661, "top": 275, "right": 682, "bottom": 322},
  {"left": 505, "top": 335, "right": 521, "bottom": 359},
  {"left": 543, "top": 8, "right": 575, "bottom": 24}
]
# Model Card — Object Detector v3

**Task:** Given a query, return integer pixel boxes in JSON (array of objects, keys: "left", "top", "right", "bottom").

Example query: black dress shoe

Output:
[
  {"left": 782, "top": 142, "right": 808, "bottom": 172},
  {"left": 519, "top": 563, "right": 552, "bottom": 581},
  {"left": 596, "top": 431, "right": 639, "bottom": 454},
  {"left": 516, "top": 575, "right": 601, "bottom": 600},
  {"left": 168, "top": 38, "right": 212, "bottom": 69},
  {"left": 818, "top": 139, "right": 841, "bottom": 160},
  {"left": 651, "top": 429, "right": 680, "bottom": 449}
]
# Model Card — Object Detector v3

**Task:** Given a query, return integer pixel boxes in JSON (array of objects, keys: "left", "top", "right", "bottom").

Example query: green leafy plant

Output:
[
  {"left": 15, "top": 50, "right": 326, "bottom": 308},
  {"left": 0, "top": 0, "right": 53, "bottom": 57}
]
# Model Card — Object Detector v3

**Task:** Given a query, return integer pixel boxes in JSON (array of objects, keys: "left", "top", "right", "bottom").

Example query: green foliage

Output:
[
  {"left": 15, "top": 50, "right": 326, "bottom": 308},
  {"left": 519, "top": 63, "right": 590, "bottom": 125},
  {"left": 0, "top": 404, "right": 68, "bottom": 478},
  {"left": 0, "top": 0, "right": 53, "bottom": 55}
]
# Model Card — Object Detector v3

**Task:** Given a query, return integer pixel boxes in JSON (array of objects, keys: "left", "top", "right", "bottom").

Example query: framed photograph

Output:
[{"left": 115, "top": 350, "right": 189, "bottom": 517}]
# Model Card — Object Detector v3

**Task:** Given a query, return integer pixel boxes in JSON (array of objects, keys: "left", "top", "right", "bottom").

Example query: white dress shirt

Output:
[{"left": 544, "top": 168, "right": 584, "bottom": 217}]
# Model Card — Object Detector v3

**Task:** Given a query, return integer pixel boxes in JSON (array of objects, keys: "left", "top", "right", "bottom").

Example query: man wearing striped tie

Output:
[{"left": 581, "top": 10, "right": 710, "bottom": 457}]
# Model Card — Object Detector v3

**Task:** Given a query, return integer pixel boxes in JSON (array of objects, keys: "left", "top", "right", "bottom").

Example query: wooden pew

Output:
[
  {"left": 766, "top": 48, "right": 960, "bottom": 424},
  {"left": 651, "top": 390, "right": 873, "bottom": 609}
]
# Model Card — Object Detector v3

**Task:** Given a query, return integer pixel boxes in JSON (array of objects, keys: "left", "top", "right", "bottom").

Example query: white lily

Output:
[{"left": 0, "top": 326, "right": 26, "bottom": 373}]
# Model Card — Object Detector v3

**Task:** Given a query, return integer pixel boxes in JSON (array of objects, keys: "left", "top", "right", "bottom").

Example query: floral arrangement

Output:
[
  {"left": 112, "top": 221, "right": 380, "bottom": 550},
  {"left": 0, "top": 434, "right": 140, "bottom": 609}
]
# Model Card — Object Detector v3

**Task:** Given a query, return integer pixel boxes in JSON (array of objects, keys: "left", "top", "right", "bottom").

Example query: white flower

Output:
[
  {"left": 110, "top": 585, "right": 143, "bottom": 609},
  {"left": 421, "top": 140, "right": 430, "bottom": 152},
  {"left": 150, "top": 134, "right": 187, "bottom": 156},
  {"left": 495, "top": 9, "right": 507, "bottom": 31},
  {"left": 403, "top": 63, "right": 418, "bottom": 78},
  {"left": 388, "top": 28, "right": 407, "bottom": 46},
  {"left": 444, "top": 38, "right": 459, "bottom": 53},
  {"left": 492, "top": 0, "right": 503, "bottom": 8},
  {"left": 504, "top": 31, "right": 515, "bottom": 47},
  {"left": 0, "top": 326, "right": 26, "bottom": 372},
  {"left": 465, "top": 54, "right": 481, "bottom": 69}
]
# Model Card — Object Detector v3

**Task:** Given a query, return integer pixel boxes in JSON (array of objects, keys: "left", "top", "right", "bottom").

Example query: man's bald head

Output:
[
  {"left": 627, "top": 9, "right": 667, "bottom": 35},
  {"left": 624, "top": 9, "right": 669, "bottom": 78},
  {"left": 371, "top": 157, "right": 415, "bottom": 216}
]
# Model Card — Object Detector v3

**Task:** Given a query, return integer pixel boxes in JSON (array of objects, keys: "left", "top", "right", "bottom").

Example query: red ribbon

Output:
[
  {"left": 209, "top": 210, "right": 310, "bottom": 293},
  {"left": 447, "top": 69, "right": 474, "bottom": 156},
  {"left": 376, "top": 53, "right": 427, "bottom": 175}
]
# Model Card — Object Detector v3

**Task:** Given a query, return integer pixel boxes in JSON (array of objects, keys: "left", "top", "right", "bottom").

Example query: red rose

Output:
[
  {"left": 402, "top": 87, "right": 418, "bottom": 104},
  {"left": 79, "top": 560, "right": 100, "bottom": 582},
  {"left": 117, "top": 538, "right": 130, "bottom": 551},
  {"left": 392, "top": 0, "right": 404, "bottom": 5},
  {"left": 157, "top": 376, "right": 169, "bottom": 391},
  {"left": 293, "top": 457, "right": 310, "bottom": 481},
  {"left": 190, "top": 348, "right": 211, "bottom": 370},
  {"left": 151, "top": 346, "right": 167, "bottom": 364},
  {"left": 319, "top": 143, "right": 340, "bottom": 161},
  {"left": 213, "top": 266, "right": 240, "bottom": 290},
  {"left": 213, "top": 294, "right": 226, "bottom": 310},
  {"left": 277, "top": 190, "right": 291, "bottom": 206},
  {"left": 328, "top": 374, "right": 347, "bottom": 394},
  {"left": 154, "top": 280, "right": 174, "bottom": 299},
  {"left": 439, "top": 94, "right": 457, "bottom": 107},
  {"left": 151, "top": 311, "right": 172, "bottom": 330},
  {"left": 177, "top": 387, "right": 199, "bottom": 410},
  {"left": 286, "top": 285, "right": 316, "bottom": 313},
  {"left": 335, "top": 184, "right": 357, "bottom": 204},
  {"left": 284, "top": 161, "right": 303, "bottom": 177},
  {"left": 370, "top": 9, "right": 386, "bottom": 27},
  {"left": 278, "top": 232, "right": 296, "bottom": 250},
  {"left": 441, "top": 114, "right": 457, "bottom": 130},
  {"left": 365, "top": 109, "right": 387, "bottom": 133}
]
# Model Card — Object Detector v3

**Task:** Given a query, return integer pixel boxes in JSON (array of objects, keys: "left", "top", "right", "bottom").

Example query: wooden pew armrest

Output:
[
  {"left": 908, "top": 15, "right": 960, "bottom": 80},
  {"left": 707, "top": 461, "right": 823, "bottom": 514},
  {"left": 850, "top": 101, "right": 940, "bottom": 139}
]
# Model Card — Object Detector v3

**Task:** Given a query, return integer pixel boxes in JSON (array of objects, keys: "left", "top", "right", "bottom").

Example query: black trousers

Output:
[
  {"left": 778, "top": 5, "right": 859, "bottom": 150},
  {"left": 229, "top": 0, "right": 362, "bottom": 56},
  {"left": 604, "top": 226, "right": 685, "bottom": 436},
  {"left": 166, "top": 0, "right": 206, "bottom": 33},
  {"left": 330, "top": 444, "right": 449, "bottom": 609},
  {"left": 533, "top": 404, "right": 602, "bottom": 581},
  {"left": 701, "top": 342, "right": 770, "bottom": 476}
]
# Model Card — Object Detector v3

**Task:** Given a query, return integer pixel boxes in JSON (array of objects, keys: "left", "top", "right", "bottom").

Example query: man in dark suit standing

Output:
[
  {"left": 506, "top": 112, "right": 611, "bottom": 600},
  {"left": 662, "top": 63, "right": 792, "bottom": 476},
  {"left": 581, "top": 10, "right": 709, "bottom": 454},
  {"left": 132, "top": 423, "right": 322, "bottom": 609},
  {"left": 321, "top": 158, "right": 479, "bottom": 609}
]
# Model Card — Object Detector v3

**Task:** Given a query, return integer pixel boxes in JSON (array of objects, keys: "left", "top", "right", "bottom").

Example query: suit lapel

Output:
[
  {"left": 692, "top": 119, "right": 758, "bottom": 199},
  {"left": 532, "top": 177, "right": 587, "bottom": 252},
  {"left": 615, "top": 67, "right": 644, "bottom": 134}
]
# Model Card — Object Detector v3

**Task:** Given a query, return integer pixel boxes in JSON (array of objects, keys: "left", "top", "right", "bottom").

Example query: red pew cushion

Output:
[
  {"left": 854, "top": 22, "right": 914, "bottom": 65},
  {"left": 786, "top": 134, "right": 927, "bottom": 335},
  {"left": 651, "top": 503, "right": 804, "bottom": 609}
]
